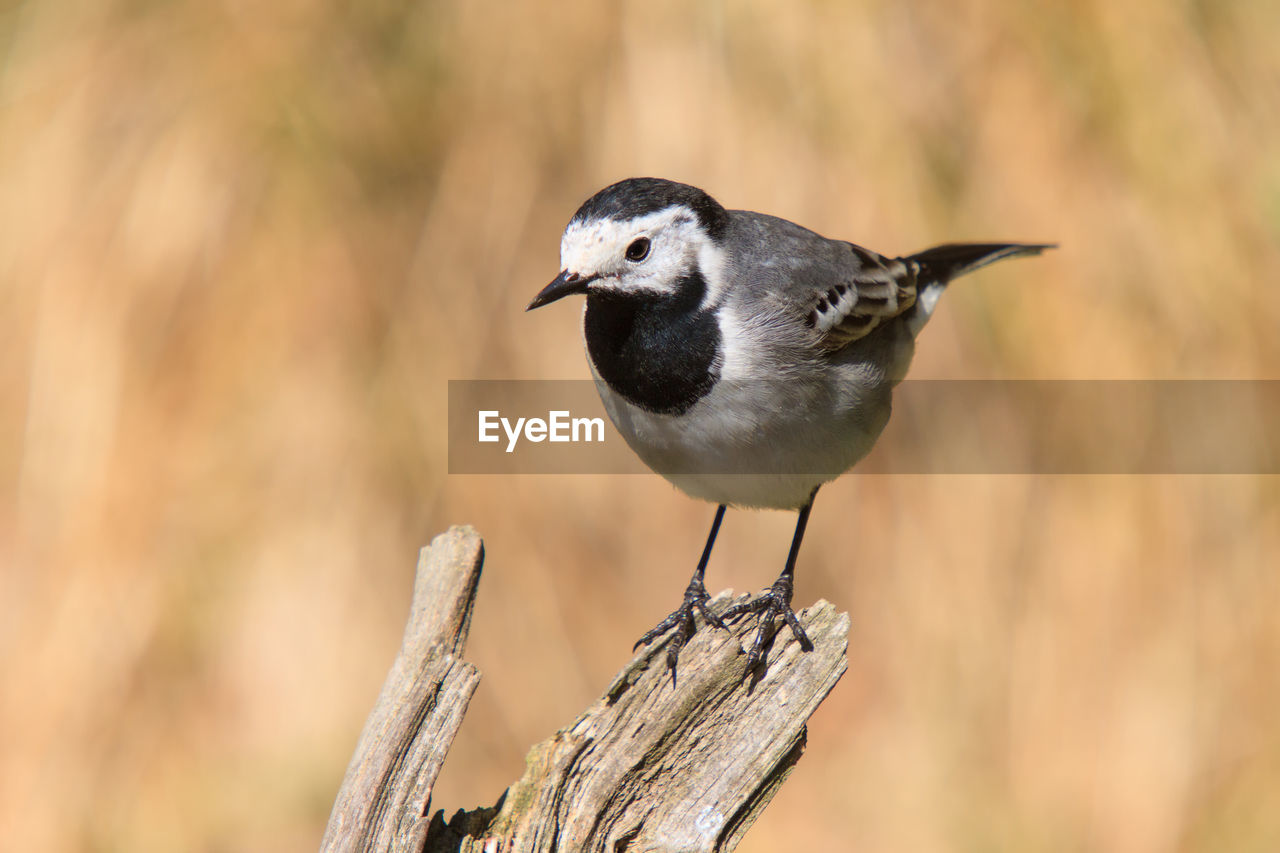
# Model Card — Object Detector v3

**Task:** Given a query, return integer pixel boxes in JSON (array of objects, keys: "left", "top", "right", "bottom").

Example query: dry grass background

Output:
[{"left": 3, "top": 0, "right": 1280, "bottom": 850}]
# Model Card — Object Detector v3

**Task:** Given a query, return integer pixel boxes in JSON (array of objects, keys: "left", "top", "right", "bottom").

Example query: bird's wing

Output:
[
  {"left": 800, "top": 242, "right": 1054, "bottom": 351},
  {"left": 729, "top": 212, "right": 1051, "bottom": 353},
  {"left": 801, "top": 243, "right": 918, "bottom": 351}
]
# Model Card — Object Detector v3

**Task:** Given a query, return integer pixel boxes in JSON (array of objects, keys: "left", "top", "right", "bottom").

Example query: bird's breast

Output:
[
  {"left": 582, "top": 281, "right": 720, "bottom": 415},
  {"left": 592, "top": 365, "right": 893, "bottom": 509}
]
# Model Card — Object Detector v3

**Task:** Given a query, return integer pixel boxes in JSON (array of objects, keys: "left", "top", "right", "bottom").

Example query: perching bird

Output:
[{"left": 527, "top": 177, "right": 1052, "bottom": 673}]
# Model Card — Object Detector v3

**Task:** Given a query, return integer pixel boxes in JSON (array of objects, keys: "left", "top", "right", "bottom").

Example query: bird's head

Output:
[{"left": 527, "top": 177, "right": 730, "bottom": 311}]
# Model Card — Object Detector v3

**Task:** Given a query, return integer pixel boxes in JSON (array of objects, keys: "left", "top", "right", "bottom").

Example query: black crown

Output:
[{"left": 571, "top": 178, "right": 729, "bottom": 242}]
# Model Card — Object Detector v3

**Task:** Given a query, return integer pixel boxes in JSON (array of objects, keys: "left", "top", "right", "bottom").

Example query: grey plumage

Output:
[{"left": 723, "top": 212, "right": 1050, "bottom": 359}]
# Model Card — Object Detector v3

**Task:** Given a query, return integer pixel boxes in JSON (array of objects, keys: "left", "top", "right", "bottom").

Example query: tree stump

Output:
[{"left": 322, "top": 525, "right": 849, "bottom": 853}]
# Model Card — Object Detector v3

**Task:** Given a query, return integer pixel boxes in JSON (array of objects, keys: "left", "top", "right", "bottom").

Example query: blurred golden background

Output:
[{"left": 3, "top": 0, "right": 1280, "bottom": 850}]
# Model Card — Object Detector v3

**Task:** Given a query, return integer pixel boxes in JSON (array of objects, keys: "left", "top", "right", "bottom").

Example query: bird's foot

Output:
[
  {"left": 634, "top": 577, "right": 729, "bottom": 675},
  {"left": 721, "top": 574, "right": 814, "bottom": 673}
]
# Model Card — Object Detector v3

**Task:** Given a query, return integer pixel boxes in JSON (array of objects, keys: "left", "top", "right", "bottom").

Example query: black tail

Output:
[{"left": 907, "top": 242, "right": 1055, "bottom": 283}]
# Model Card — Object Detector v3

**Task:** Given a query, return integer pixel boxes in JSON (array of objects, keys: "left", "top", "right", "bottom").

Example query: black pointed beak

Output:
[{"left": 527, "top": 271, "right": 599, "bottom": 311}]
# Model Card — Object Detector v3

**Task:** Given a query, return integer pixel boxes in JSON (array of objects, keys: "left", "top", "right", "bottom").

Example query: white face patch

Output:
[
  {"left": 559, "top": 206, "right": 718, "bottom": 301},
  {"left": 696, "top": 239, "right": 728, "bottom": 312}
]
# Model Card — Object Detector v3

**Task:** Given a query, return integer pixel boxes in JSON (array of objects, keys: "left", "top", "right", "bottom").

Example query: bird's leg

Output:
[
  {"left": 634, "top": 504, "right": 730, "bottom": 672},
  {"left": 722, "top": 489, "right": 819, "bottom": 672}
]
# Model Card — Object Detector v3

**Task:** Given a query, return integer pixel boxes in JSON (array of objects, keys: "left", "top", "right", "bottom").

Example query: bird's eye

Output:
[{"left": 625, "top": 237, "right": 651, "bottom": 262}]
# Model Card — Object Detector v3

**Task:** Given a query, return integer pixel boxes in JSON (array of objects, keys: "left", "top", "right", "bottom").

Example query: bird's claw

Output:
[
  {"left": 634, "top": 582, "right": 730, "bottom": 674},
  {"left": 722, "top": 577, "right": 813, "bottom": 673}
]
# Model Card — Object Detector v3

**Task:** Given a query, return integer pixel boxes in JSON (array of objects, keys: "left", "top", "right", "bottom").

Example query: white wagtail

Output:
[{"left": 527, "top": 177, "right": 1052, "bottom": 673}]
